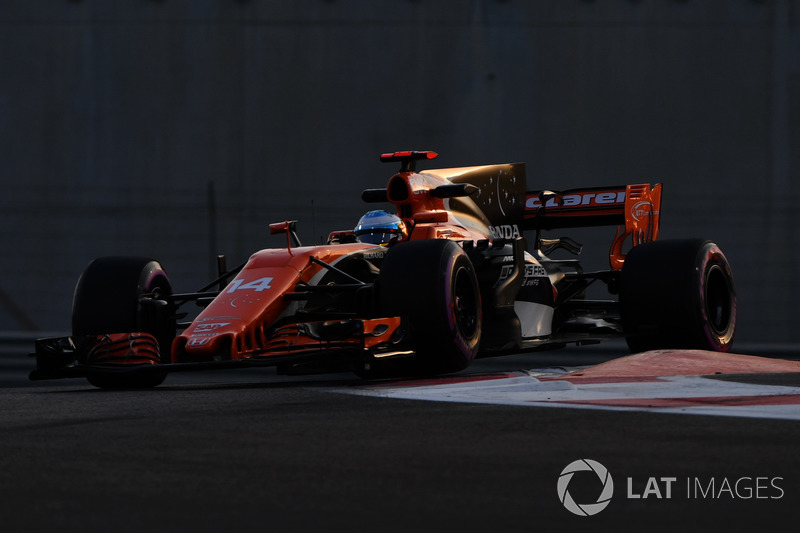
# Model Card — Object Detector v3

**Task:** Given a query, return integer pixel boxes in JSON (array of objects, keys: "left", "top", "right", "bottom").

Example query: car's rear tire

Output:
[
  {"left": 620, "top": 239, "right": 736, "bottom": 353},
  {"left": 72, "top": 257, "right": 175, "bottom": 388},
  {"left": 377, "top": 239, "right": 482, "bottom": 376}
]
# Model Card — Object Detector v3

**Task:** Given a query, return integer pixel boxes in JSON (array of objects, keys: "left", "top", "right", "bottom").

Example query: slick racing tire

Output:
[
  {"left": 377, "top": 239, "right": 482, "bottom": 376},
  {"left": 72, "top": 257, "right": 175, "bottom": 388},
  {"left": 620, "top": 239, "right": 736, "bottom": 353}
]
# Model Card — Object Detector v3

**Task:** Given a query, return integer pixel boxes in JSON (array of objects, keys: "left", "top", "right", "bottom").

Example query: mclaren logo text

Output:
[{"left": 526, "top": 191, "right": 626, "bottom": 209}]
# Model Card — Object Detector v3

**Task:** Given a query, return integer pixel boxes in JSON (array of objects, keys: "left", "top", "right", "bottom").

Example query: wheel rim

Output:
[
  {"left": 453, "top": 266, "right": 479, "bottom": 340},
  {"left": 705, "top": 264, "right": 733, "bottom": 336}
]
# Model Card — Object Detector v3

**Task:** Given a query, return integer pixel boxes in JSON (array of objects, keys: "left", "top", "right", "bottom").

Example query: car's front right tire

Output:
[{"left": 72, "top": 256, "right": 175, "bottom": 388}]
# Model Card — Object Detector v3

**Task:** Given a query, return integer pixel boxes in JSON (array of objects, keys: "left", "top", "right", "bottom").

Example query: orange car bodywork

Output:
[
  {"left": 32, "top": 150, "right": 666, "bottom": 381},
  {"left": 171, "top": 154, "right": 662, "bottom": 364},
  {"left": 172, "top": 243, "right": 399, "bottom": 362},
  {"left": 172, "top": 158, "right": 508, "bottom": 364}
]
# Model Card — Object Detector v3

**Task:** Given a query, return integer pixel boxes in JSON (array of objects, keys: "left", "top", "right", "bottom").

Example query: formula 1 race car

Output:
[{"left": 31, "top": 151, "right": 736, "bottom": 388}]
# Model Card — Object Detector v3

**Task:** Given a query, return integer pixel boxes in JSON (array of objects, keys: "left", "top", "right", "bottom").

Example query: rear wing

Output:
[{"left": 524, "top": 184, "right": 662, "bottom": 270}]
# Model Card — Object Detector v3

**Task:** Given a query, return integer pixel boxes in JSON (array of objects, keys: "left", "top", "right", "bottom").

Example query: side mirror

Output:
[
  {"left": 430, "top": 183, "right": 479, "bottom": 199},
  {"left": 362, "top": 189, "right": 389, "bottom": 203}
]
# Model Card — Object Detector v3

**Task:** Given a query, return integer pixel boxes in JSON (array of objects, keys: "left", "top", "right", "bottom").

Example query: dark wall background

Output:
[{"left": 1, "top": 0, "right": 798, "bottom": 344}]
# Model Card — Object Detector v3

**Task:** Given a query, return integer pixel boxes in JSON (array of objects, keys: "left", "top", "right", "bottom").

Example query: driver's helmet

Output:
[{"left": 354, "top": 210, "right": 407, "bottom": 246}]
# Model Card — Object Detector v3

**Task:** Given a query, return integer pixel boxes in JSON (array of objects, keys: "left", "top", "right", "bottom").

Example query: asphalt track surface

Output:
[{"left": 2, "top": 336, "right": 800, "bottom": 533}]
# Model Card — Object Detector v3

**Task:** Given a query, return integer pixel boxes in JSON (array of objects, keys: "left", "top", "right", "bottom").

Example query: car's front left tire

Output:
[{"left": 377, "top": 239, "right": 482, "bottom": 375}]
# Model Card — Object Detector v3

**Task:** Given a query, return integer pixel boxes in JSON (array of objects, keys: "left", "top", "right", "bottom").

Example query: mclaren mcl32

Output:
[{"left": 32, "top": 151, "right": 736, "bottom": 388}]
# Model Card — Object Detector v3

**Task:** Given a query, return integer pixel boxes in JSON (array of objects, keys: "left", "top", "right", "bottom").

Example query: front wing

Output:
[{"left": 30, "top": 316, "right": 405, "bottom": 381}]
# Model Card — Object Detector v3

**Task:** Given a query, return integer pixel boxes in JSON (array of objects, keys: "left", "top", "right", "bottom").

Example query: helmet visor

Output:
[{"left": 355, "top": 230, "right": 398, "bottom": 245}]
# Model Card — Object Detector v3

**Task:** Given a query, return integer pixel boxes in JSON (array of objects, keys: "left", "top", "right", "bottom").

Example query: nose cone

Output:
[{"left": 175, "top": 262, "right": 301, "bottom": 360}]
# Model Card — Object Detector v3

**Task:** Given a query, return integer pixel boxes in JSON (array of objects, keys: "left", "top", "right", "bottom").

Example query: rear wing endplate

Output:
[{"left": 524, "top": 184, "right": 662, "bottom": 270}]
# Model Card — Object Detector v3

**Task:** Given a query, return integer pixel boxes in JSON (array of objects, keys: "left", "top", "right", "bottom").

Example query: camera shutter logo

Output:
[{"left": 557, "top": 459, "right": 614, "bottom": 516}]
